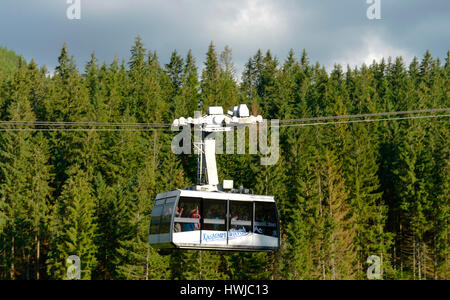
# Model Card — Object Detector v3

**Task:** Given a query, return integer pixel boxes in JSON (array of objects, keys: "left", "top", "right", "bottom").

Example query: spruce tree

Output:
[
  {"left": 92, "top": 174, "right": 129, "bottom": 279},
  {"left": 165, "top": 49, "right": 184, "bottom": 97},
  {"left": 46, "top": 168, "right": 97, "bottom": 280},
  {"left": 173, "top": 49, "right": 200, "bottom": 118},
  {"left": 216, "top": 46, "right": 239, "bottom": 108},
  {"left": 201, "top": 42, "right": 220, "bottom": 109}
]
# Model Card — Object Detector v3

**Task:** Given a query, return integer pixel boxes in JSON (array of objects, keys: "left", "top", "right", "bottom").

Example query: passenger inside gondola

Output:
[
  {"left": 174, "top": 206, "right": 183, "bottom": 232},
  {"left": 175, "top": 198, "right": 202, "bottom": 232},
  {"left": 191, "top": 206, "right": 201, "bottom": 230},
  {"left": 230, "top": 214, "right": 240, "bottom": 231},
  {"left": 203, "top": 200, "right": 227, "bottom": 231},
  {"left": 181, "top": 206, "right": 200, "bottom": 231}
]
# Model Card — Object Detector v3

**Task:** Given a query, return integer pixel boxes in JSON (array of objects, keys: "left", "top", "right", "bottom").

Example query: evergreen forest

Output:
[{"left": 0, "top": 39, "right": 448, "bottom": 280}]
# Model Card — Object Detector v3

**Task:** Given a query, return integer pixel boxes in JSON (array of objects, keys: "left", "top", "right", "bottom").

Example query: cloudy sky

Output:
[{"left": 0, "top": 0, "right": 449, "bottom": 77}]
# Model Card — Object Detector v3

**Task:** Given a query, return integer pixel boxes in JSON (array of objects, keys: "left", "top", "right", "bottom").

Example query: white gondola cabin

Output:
[
  {"left": 149, "top": 189, "right": 279, "bottom": 251},
  {"left": 149, "top": 105, "right": 280, "bottom": 252}
]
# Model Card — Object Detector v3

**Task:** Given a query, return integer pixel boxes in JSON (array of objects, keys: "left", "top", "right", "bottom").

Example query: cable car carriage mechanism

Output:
[{"left": 149, "top": 105, "right": 280, "bottom": 251}]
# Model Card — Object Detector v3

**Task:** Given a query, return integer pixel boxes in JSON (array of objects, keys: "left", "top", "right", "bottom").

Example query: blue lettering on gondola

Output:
[
  {"left": 202, "top": 232, "right": 227, "bottom": 242},
  {"left": 228, "top": 228, "right": 251, "bottom": 240},
  {"left": 202, "top": 229, "right": 252, "bottom": 242}
]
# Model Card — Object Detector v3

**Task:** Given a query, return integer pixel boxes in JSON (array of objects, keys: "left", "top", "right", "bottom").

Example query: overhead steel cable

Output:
[
  {"left": 278, "top": 108, "right": 450, "bottom": 124},
  {"left": 1, "top": 114, "right": 445, "bottom": 131},
  {"left": 0, "top": 108, "right": 448, "bottom": 131},
  {"left": 0, "top": 121, "right": 171, "bottom": 128},
  {"left": 277, "top": 114, "right": 450, "bottom": 128},
  {"left": 0, "top": 128, "right": 170, "bottom": 132}
]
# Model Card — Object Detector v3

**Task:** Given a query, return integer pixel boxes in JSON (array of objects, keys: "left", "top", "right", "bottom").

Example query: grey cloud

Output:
[{"left": 0, "top": 0, "right": 448, "bottom": 77}]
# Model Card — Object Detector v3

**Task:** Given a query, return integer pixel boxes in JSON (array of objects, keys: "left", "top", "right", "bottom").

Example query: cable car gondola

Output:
[{"left": 149, "top": 105, "right": 280, "bottom": 251}]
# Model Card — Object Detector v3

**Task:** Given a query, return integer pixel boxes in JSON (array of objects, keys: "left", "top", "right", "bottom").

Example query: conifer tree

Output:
[
  {"left": 216, "top": 46, "right": 239, "bottom": 108},
  {"left": 394, "top": 121, "right": 432, "bottom": 279},
  {"left": 26, "top": 132, "right": 53, "bottom": 280},
  {"left": 46, "top": 168, "right": 97, "bottom": 280},
  {"left": 276, "top": 49, "right": 299, "bottom": 120},
  {"left": 45, "top": 44, "right": 92, "bottom": 195},
  {"left": 322, "top": 149, "right": 356, "bottom": 280},
  {"left": 165, "top": 50, "right": 184, "bottom": 97},
  {"left": 92, "top": 174, "right": 129, "bottom": 279},
  {"left": 240, "top": 49, "right": 264, "bottom": 110},
  {"left": 174, "top": 49, "right": 200, "bottom": 118},
  {"left": 115, "top": 159, "right": 171, "bottom": 280},
  {"left": 259, "top": 51, "right": 279, "bottom": 119},
  {"left": 201, "top": 42, "right": 220, "bottom": 109}
]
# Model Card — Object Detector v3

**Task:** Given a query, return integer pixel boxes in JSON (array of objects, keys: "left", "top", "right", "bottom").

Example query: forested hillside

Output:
[{"left": 0, "top": 37, "right": 448, "bottom": 280}]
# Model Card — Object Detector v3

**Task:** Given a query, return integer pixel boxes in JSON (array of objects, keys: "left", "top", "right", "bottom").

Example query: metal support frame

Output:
[{"left": 173, "top": 105, "right": 263, "bottom": 192}]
